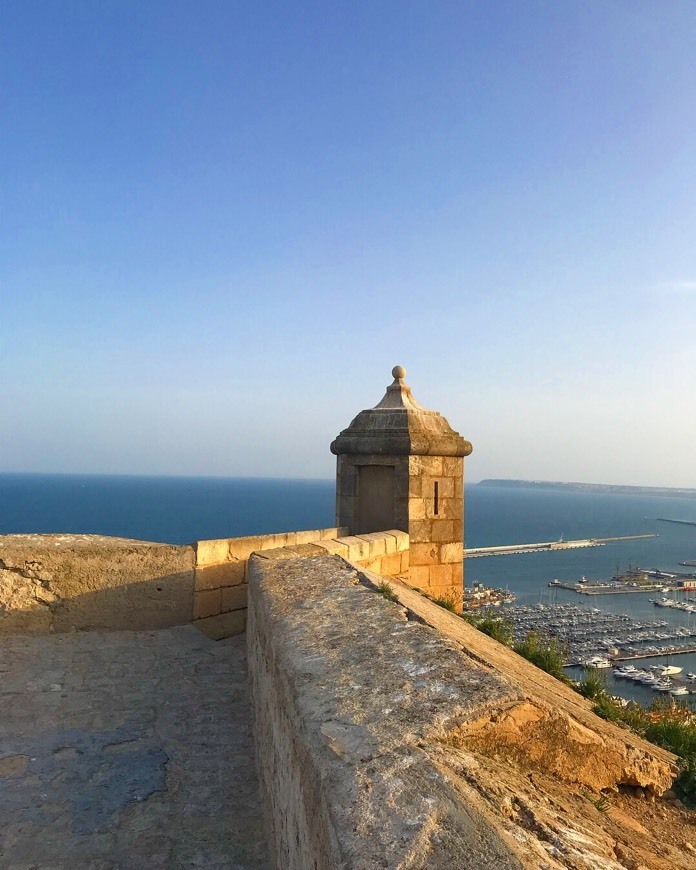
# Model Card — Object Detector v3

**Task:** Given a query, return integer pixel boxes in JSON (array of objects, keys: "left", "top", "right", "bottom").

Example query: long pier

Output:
[
  {"left": 463, "top": 534, "right": 657, "bottom": 559},
  {"left": 657, "top": 518, "right": 696, "bottom": 527},
  {"left": 551, "top": 582, "right": 664, "bottom": 595},
  {"left": 614, "top": 646, "right": 696, "bottom": 662}
]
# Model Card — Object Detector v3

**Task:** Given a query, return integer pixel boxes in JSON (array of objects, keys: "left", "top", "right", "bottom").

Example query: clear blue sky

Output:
[{"left": 2, "top": 1, "right": 695, "bottom": 485}]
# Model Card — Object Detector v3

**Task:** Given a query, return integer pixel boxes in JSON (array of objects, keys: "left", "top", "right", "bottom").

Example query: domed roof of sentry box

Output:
[{"left": 330, "top": 366, "right": 473, "bottom": 457}]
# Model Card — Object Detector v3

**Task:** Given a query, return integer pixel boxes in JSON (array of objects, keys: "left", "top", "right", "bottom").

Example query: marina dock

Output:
[
  {"left": 614, "top": 646, "right": 696, "bottom": 662},
  {"left": 502, "top": 603, "right": 696, "bottom": 672},
  {"left": 463, "top": 533, "right": 657, "bottom": 559},
  {"left": 549, "top": 582, "right": 663, "bottom": 595}
]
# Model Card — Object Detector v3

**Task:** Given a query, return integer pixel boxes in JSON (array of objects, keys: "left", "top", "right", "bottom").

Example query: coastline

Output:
[{"left": 478, "top": 479, "right": 696, "bottom": 499}]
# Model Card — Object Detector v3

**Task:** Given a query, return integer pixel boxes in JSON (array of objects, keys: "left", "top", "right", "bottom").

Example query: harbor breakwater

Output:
[{"left": 464, "top": 533, "right": 657, "bottom": 558}]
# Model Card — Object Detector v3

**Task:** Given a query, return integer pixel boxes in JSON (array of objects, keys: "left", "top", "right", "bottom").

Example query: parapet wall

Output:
[
  {"left": 0, "top": 534, "right": 195, "bottom": 635},
  {"left": 0, "top": 528, "right": 409, "bottom": 639},
  {"left": 193, "top": 527, "right": 408, "bottom": 639},
  {"left": 247, "top": 550, "right": 679, "bottom": 870},
  {"left": 192, "top": 527, "right": 349, "bottom": 639}
]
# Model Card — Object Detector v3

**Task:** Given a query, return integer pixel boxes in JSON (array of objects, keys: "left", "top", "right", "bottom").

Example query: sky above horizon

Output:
[{"left": 2, "top": 1, "right": 695, "bottom": 487}]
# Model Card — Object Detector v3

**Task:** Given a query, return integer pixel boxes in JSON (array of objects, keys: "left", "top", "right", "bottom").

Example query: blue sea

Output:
[
  {"left": 2, "top": 473, "right": 696, "bottom": 701},
  {"left": 1, "top": 473, "right": 694, "bottom": 589}
]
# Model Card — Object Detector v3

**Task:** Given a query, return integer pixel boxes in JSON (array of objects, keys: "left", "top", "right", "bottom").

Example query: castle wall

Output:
[
  {"left": 407, "top": 454, "right": 464, "bottom": 607},
  {"left": 1, "top": 533, "right": 687, "bottom": 868},
  {"left": 192, "top": 526, "right": 348, "bottom": 638},
  {"left": 247, "top": 550, "right": 677, "bottom": 870},
  {"left": 0, "top": 528, "right": 408, "bottom": 638},
  {"left": 336, "top": 453, "right": 465, "bottom": 609},
  {"left": 0, "top": 534, "right": 195, "bottom": 635}
]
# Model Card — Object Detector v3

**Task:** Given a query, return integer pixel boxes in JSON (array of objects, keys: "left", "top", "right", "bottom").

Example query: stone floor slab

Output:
[{"left": 0, "top": 626, "right": 269, "bottom": 869}]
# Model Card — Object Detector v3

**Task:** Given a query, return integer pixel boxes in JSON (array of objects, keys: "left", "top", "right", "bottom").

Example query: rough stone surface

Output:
[
  {"left": 0, "top": 534, "right": 195, "bottom": 635},
  {"left": 331, "top": 368, "right": 468, "bottom": 608},
  {"left": 248, "top": 552, "right": 690, "bottom": 870},
  {"left": 0, "top": 626, "right": 269, "bottom": 869},
  {"left": 248, "top": 553, "right": 530, "bottom": 869},
  {"left": 330, "top": 367, "right": 472, "bottom": 457},
  {"left": 191, "top": 529, "right": 349, "bottom": 638},
  {"left": 376, "top": 574, "right": 678, "bottom": 793}
]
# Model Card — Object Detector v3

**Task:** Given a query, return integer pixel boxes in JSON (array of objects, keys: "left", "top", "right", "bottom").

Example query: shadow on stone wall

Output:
[
  {"left": 0, "top": 534, "right": 195, "bottom": 636},
  {"left": 0, "top": 571, "right": 196, "bottom": 637}
]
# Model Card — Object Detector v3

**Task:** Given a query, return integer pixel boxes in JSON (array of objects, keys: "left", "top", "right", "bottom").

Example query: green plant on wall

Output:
[
  {"left": 513, "top": 631, "right": 568, "bottom": 681},
  {"left": 376, "top": 581, "right": 399, "bottom": 603}
]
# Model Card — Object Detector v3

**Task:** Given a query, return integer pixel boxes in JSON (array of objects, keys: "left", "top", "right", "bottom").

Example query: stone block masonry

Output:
[
  {"left": 191, "top": 527, "right": 411, "bottom": 639},
  {"left": 0, "top": 526, "right": 408, "bottom": 640},
  {"left": 245, "top": 530, "right": 410, "bottom": 595},
  {"left": 247, "top": 551, "right": 684, "bottom": 870},
  {"left": 192, "top": 527, "right": 348, "bottom": 639},
  {"left": 331, "top": 367, "right": 472, "bottom": 612}
]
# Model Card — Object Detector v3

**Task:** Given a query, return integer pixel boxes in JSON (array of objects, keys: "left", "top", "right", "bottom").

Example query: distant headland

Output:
[{"left": 478, "top": 479, "right": 696, "bottom": 498}]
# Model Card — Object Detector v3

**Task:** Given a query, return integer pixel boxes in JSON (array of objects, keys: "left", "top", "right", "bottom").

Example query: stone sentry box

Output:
[{"left": 331, "top": 366, "right": 472, "bottom": 609}]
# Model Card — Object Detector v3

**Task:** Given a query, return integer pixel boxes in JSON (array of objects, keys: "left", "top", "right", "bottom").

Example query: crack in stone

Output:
[{"left": 0, "top": 558, "right": 39, "bottom": 580}]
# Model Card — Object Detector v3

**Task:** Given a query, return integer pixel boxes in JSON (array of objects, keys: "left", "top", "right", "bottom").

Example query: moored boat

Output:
[
  {"left": 658, "top": 665, "right": 683, "bottom": 676},
  {"left": 582, "top": 656, "right": 612, "bottom": 669}
]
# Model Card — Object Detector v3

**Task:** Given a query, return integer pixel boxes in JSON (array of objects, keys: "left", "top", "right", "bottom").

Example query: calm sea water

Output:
[
  {"left": 466, "top": 484, "right": 696, "bottom": 604},
  {"left": 1, "top": 474, "right": 694, "bottom": 585},
  {"left": 2, "top": 473, "right": 696, "bottom": 699},
  {"left": 0, "top": 474, "right": 336, "bottom": 544}
]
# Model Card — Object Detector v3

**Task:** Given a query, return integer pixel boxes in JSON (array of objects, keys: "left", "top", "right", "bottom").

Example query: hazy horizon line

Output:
[{"left": 2, "top": 470, "right": 695, "bottom": 492}]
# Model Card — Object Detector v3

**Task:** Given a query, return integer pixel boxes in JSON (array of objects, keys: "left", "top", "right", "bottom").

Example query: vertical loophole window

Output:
[{"left": 434, "top": 481, "right": 439, "bottom": 515}]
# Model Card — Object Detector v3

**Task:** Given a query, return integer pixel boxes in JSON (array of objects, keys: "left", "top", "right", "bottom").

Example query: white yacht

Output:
[
  {"left": 582, "top": 656, "right": 612, "bottom": 669},
  {"left": 658, "top": 665, "right": 683, "bottom": 677}
]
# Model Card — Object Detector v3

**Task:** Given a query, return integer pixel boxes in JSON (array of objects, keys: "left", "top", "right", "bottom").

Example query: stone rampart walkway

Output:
[{"left": 0, "top": 626, "right": 269, "bottom": 869}]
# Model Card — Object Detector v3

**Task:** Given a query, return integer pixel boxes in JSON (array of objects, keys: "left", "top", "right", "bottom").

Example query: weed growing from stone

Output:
[
  {"left": 581, "top": 790, "right": 611, "bottom": 813},
  {"left": 577, "top": 667, "right": 607, "bottom": 701},
  {"left": 432, "top": 595, "right": 458, "bottom": 612},
  {"left": 512, "top": 631, "right": 569, "bottom": 682},
  {"left": 376, "top": 581, "right": 399, "bottom": 603},
  {"left": 477, "top": 616, "right": 514, "bottom": 645},
  {"left": 456, "top": 609, "right": 514, "bottom": 644}
]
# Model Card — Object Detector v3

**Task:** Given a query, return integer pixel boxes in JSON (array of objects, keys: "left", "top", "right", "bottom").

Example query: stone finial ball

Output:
[{"left": 392, "top": 365, "right": 406, "bottom": 380}]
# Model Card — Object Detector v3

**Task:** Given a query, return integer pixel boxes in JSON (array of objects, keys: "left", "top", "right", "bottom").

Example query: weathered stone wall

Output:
[
  {"left": 407, "top": 454, "right": 464, "bottom": 606},
  {"left": 335, "top": 453, "right": 466, "bottom": 609},
  {"left": 247, "top": 550, "right": 679, "bottom": 870},
  {"left": 244, "top": 529, "right": 409, "bottom": 614},
  {"left": 0, "top": 528, "right": 408, "bottom": 639},
  {"left": 0, "top": 534, "right": 195, "bottom": 635},
  {"left": 193, "top": 527, "right": 349, "bottom": 639}
]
